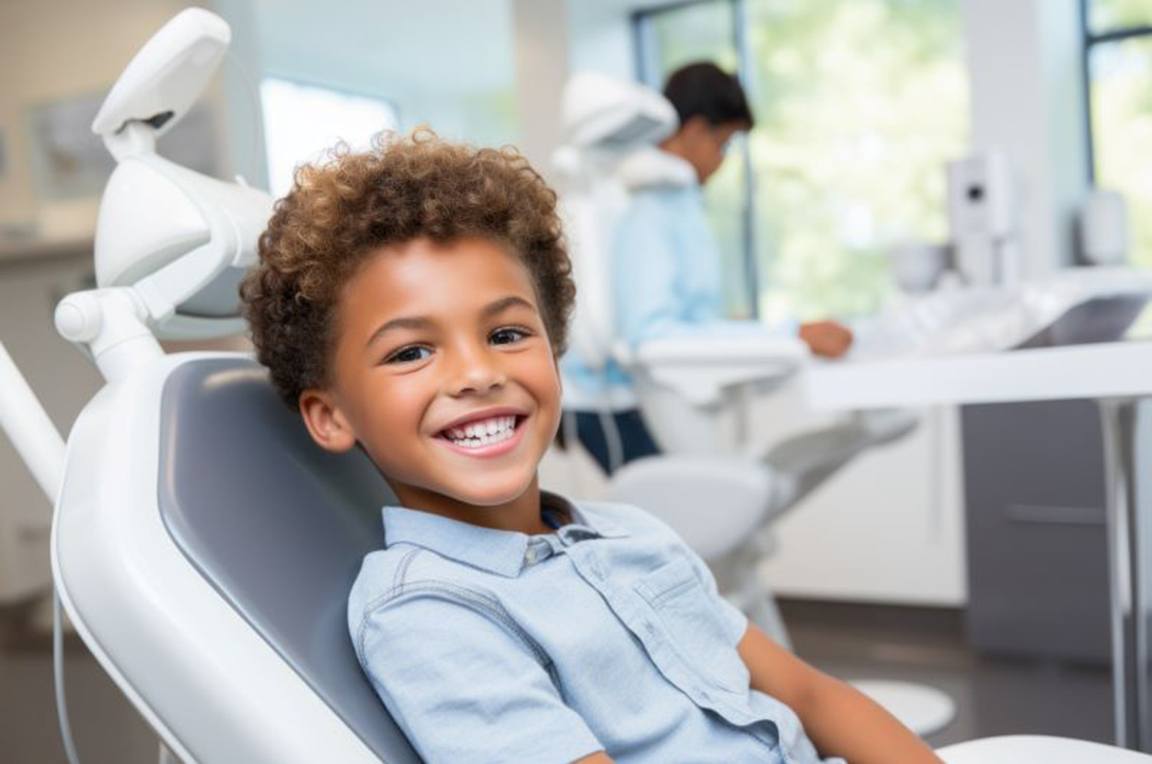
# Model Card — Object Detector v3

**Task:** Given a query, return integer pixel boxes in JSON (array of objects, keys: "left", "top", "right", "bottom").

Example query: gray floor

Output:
[
  {"left": 778, "top": 599, "right": 1113, "bottom": 750},
  {"left": 0, "top": 597, "right": 1113, "bottom": 763}
]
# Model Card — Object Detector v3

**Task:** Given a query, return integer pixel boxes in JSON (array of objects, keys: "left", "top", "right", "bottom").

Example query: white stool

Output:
[{"left": 937, "top": 735, "right": 1152, "bottom": 763}]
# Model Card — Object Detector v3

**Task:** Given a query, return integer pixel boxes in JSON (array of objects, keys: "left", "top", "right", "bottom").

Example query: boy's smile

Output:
[{"left": 299, "top": 236, "right": 562, "bottom": 534}]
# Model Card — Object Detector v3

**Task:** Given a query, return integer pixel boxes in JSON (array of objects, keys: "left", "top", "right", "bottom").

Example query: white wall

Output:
[
  {"left": 0, "top": 0, "right": 189, "bottom": 243},
  {"left": 511, "top": 0, "right": 569, "bottom": 181}
]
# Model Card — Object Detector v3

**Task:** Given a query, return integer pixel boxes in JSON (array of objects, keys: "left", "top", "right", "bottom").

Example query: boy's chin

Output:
[
  {"left": 448, "top": 478, "right": 536, "bottom": 508},
  {"left": 433, "top": 466, "right": 537, "bottom": 507}
]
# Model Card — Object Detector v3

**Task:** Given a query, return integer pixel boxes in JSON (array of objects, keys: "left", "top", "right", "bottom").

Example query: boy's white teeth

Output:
[{"left": 444, "top": 416, "right": 518, "bottom": 448}]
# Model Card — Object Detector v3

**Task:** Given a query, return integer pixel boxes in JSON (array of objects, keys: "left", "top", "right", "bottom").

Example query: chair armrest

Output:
[{"left": 626, "top": 336, "right": 808, "bottom": 406}]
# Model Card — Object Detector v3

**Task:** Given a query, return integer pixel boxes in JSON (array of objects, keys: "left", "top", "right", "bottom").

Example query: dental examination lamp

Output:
[{"left": 62, "top": 7, "right": 271, "bottom": 380}]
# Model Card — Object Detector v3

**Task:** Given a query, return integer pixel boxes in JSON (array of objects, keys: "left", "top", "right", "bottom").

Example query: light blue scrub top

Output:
[
  {"left": 348, "top": 493, "right": 840, "bottom": 763},
  {"left": 561, "top": 175, "right": 791, "bottom": 412}
]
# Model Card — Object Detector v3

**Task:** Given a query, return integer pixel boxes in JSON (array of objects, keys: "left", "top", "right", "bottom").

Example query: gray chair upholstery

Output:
[{"left": 157, "top": 356, "right": 416, "bottom": 762}]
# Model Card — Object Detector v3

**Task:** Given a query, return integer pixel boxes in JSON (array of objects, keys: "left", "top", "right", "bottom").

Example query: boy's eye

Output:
[
  {"left": 385, "top": 345, "right": 432, "bottom": 364},
  {"left": 490, "top": 327, "right": 530, "bottom": 345}
]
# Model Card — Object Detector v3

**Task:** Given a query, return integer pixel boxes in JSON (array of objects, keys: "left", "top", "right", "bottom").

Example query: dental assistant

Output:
[{"left": 561, "top": 62, "right": 853, "bottom": 474}]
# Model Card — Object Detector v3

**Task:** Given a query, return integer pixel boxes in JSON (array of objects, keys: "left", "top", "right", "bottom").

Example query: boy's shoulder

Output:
[{"left": 347, "top": 538, "right": 460, "bottom": 615}]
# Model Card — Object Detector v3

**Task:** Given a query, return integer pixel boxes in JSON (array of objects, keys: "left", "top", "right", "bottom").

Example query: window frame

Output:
[{"left": 1080, "top": 0, "right": 1152, "bottom": 183}]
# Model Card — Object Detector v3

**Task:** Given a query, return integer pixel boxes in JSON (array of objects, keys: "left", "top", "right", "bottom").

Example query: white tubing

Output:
[{"left": 0, "top": 342, "right": 66, "bottom": 503}]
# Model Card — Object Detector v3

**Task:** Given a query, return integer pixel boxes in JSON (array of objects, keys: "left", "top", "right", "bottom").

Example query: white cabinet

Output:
[{"left": 753, "top": 387, "right": 968, "bottom": 606}]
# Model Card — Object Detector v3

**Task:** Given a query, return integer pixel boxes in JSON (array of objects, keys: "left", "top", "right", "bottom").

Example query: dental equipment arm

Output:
[
  {"left": 629, "top": 335, "right": 807, "bottom": 407},
  {"left": 72, "top": 7, "right": 273, "bottom": 383}
]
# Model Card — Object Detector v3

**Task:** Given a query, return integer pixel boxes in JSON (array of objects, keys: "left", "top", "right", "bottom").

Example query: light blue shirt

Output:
[
  {"left": 562, "top": 175, "right": 791, "bottom": 412},
  {"left": 348, "top": 492, "right": 841, "bottom": 763}
]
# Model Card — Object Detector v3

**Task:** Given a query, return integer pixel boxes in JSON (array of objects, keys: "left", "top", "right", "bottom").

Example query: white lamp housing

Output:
[
  {"left": 561, "top": 72, "right": 678, "bottom": 150},
  {"left": 92, "top": 7, "right": 231, "bottom": 160}
]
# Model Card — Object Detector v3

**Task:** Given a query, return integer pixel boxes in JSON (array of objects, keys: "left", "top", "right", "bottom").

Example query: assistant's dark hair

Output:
[
  {"left": 663, "top": 61, "right": 755, "bottom": 129},
  {"left": 240, "top": 129, "right": 575, "bottom": 408}
]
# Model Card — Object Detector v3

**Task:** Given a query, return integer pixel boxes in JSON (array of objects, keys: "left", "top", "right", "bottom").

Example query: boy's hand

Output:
[{"left": 798, "top": 320, "right": 853, "bottom": 358}]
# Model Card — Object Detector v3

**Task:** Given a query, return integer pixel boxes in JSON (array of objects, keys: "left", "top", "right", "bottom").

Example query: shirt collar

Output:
[
  {"left": 380, "top": 491, "right": 628, "bottom": 578},
  {"left": 617, "top": 146, "right": 697, "bottom": 191}
]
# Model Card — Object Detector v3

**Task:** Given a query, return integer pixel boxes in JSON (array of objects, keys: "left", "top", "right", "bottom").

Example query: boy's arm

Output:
[{"left": 737, "top": 624, "right": 943, "bottom": 763}]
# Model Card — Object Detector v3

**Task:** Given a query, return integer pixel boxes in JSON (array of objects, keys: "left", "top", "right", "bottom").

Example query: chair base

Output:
[{"left": 936, "top": 734, "right": 1152, "bottom": 762}]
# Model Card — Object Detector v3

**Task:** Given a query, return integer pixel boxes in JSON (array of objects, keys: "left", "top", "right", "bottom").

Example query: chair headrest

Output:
[{"left": 561, "top": 72, "right": 677, "bottom": 150}]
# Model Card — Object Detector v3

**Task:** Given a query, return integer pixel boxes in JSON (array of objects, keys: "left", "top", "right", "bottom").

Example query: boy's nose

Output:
[{"left": 444, "top": 348, "right": 506, "bottom": 397}]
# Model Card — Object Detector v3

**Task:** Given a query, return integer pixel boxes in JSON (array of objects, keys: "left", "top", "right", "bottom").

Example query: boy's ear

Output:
[{"left": 298, "top": 389, "right": 358, "bottom": 453}]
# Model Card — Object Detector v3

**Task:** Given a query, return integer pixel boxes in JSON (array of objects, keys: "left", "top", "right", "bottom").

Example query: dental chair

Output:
[{"left": 0, "top": 10, "right": 1148, "bottom": 762}]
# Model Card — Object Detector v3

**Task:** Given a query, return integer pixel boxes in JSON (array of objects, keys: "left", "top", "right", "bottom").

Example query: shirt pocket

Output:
[{"left": 634, "top": 556, "right": 750, "bottom": 697}]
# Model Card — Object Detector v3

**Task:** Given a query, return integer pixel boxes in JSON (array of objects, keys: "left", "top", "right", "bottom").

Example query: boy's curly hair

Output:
[{"left": 240, "top": 130, "right": 575, "bottom": 408}]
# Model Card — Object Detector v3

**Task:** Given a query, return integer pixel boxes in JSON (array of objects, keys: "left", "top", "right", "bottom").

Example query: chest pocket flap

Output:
[{"left": 634, "top": 556, "right": 750, "bottom": 697}]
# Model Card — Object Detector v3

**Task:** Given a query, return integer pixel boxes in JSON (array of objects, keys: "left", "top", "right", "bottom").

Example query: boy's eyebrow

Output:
[
  {"left": 481, "top": 295, "right": 537, "bottom": 319},
  {"left": 365, "top": 316, "right": 433, "bottom": 347},
  {"left": 365, "top": 295, "right": 537, "bottom": 348}
]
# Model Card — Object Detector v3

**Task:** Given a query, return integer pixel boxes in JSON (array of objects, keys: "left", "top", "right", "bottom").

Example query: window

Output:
[
  {"left": 1084, "top": 0, "right": 1152, "bottom": 267},
  {"left": 634, "top": 0, "right": 969, "bottom": 323},
  {"left": 260, "top": 78, "right": 399, "bottom": 198}
]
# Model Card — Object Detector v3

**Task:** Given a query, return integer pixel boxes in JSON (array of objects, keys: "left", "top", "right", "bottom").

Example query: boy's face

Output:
[{"left": 299, "top": 237, "right": 562, "bottom": 523}]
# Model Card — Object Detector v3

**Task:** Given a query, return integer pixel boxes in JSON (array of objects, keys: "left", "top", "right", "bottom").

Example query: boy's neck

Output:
[{"left": 390, "top": 476, "right": 553, "bottom": 535}]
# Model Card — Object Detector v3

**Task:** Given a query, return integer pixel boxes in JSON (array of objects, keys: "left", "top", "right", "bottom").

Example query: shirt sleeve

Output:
[{"left": 356, "top": 593, "right": 604, "bottom": 764}]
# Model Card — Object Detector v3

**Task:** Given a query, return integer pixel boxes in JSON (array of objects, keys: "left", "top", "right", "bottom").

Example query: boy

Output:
[{"left": 241, "top": 131, "right": 940, "bottom": 763}]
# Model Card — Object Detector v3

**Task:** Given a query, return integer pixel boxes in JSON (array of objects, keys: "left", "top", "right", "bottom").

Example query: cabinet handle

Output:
[{"left": 1004, "top": 503, "right": 1104, "bottom": 526}]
